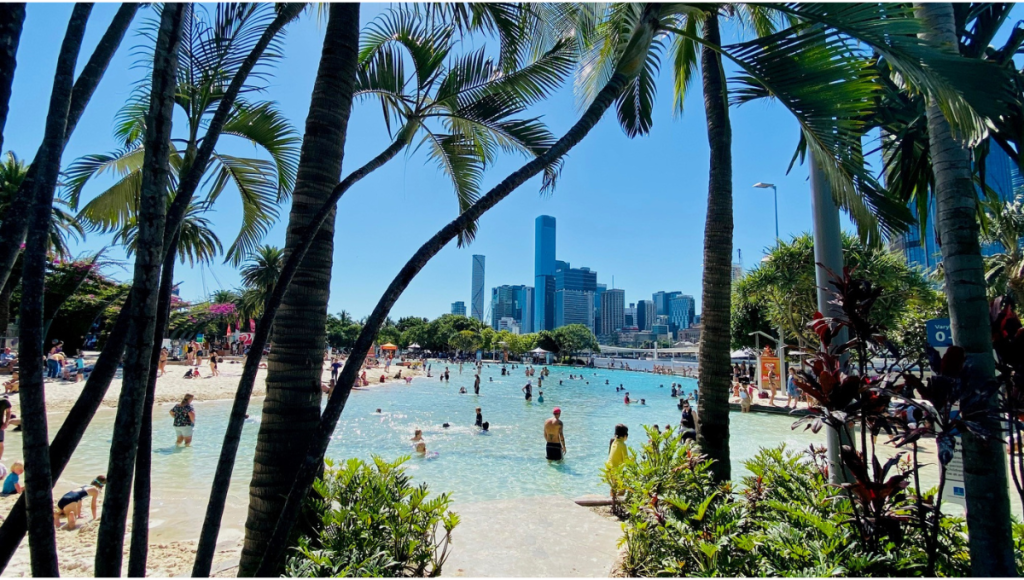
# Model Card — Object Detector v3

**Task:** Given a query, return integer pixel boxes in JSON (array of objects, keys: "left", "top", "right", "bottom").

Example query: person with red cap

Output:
[{"left": 544, "top": 407, "right": 565, "bottom": 460}]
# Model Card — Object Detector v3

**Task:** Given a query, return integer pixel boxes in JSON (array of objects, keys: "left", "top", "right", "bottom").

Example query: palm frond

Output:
[
  {"left": 421, "top": 129, "right": 482, "bottom": 246},
  {"left": 360, "top": 10, "right": 452, "bottom": 93},
  {"left": 670, "top": 16, "right": 702, "bottom": 116},
  {"left": 61, "top": 146, "right": 146, "bottom": 211},
  {"left": 204, "top": 153, "right": 280, "bottom": 266},
  {"left": 220, "top": 99, "right": 301, "bottom": 200},
  {"left": 615, "top": 35, "right": 663, "bottom": 137},
  {"left": 772, "top": 2, "right": 1015, "bottom": 146}
]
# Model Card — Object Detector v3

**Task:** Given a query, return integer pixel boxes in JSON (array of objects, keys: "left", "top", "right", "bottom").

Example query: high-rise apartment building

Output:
[
  {"left": 600, "top": 289, "right": 625, "bottom": 337},
  {"left": 669, "top": 294, "right": 696, "bottom": 333},
  {"left": 491, "top": 285, "right": 532, "bottom": 331},
  {"left": 652, "top": 290, "right": 682, "bottom": 316},
  {"left": 624, "top": 303, "right": 636, "bottom": 328},
  {"left": 554, "top": 266, "right": 597, "bottom": 330},
  {"left": 451, "top": 301, "right": 466, "bottom": 316},
  {"left": 471, "top": 255, "right": 486, "bottom": 322},
  {"left": 522, "top": 286, "right": 535, "bottom": 334},
  {"left": 636, "top": 299, "right": 655, "bottom": 331},
  {"left": 534, "top": 215, "right": 557, "bottom": 331}
]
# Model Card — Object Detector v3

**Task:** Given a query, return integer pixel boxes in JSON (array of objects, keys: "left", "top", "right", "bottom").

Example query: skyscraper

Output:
[
  {"left": 594, "top": 283, "right": 607, "bottom": 335},
  {"left": 669, "top": 295, "right": 696, "bottom": 333},
  {"left": 451, "top": 301, "right": 466, "bottom": 316},
  {"left": 554, "top": 266, "right": 597, "bottom": 330},
  {"left": 471, "top": 255, "right": 485, "bottom": 322},
  {"left": 491, "top": 285, "right": 532, "bottom": 331},
  {"left": 522, "top": 286, "right": 535, "bottom": 333},
  {"left": 652, "top": 291, "right": 681, "bottom": 316},
  {"left": 534, "top": 215, "right": 557, "bottom": 331},
  {"left": 624, "top": 303, "right": 636, "bottom": 328},
  {"left": 636, "top": 299, "right": 655, "bottom": 331},
  {"left": 600, "top": 289, "right": 625, "bottom": 337}
]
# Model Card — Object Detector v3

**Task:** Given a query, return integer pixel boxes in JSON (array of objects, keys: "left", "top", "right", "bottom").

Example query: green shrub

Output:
[
  {"left": 607, "top": 433, "right": 975, "bottom": 577},
  {"left": 285, "top": 456, "right": 459, "bottom": 577}
]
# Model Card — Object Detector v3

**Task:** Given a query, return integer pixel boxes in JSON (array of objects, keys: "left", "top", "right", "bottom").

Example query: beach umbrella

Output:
[
  {"left": 529, "top": 347, "right": 550, "bottom": 354},
  {"left": 408, "top": 343, "right": 421, "bottom": 349},
  {"left": 381, "top": 343, "right": 398, "bottom": 351}
]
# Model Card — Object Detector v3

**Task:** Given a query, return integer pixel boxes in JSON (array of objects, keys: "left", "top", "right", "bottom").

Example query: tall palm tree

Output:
[
  {"left": 248, "top": 6, "right": 659, "bottom": 574},
  {"left": 64, "top": 4, "right": 299, "bottom": 266},
  {"left": 226, "top": 8, "right": 573, "bottom": 575},
  {"left": 17, "top": 5, "right": 91, "bottom": 575},
  {"left": 236, "top": 6, "right": 361, "bottom": 575},
  {"left": 0, "top": 5, "right": 300, "bottom": 573},
  {"left": 113, "top": 200, "right": 224, "bottom": 267},
  {"left": 914, "top": 3, "right": 1017, "bottom": 574},
  {"left": 94, "top": 4, "right": 184, "bottom": 574}
]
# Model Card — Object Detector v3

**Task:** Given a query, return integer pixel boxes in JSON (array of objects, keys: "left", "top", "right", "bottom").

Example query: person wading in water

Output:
[{"left": 544, "top": 407, "right": 565, "bottom": 460}]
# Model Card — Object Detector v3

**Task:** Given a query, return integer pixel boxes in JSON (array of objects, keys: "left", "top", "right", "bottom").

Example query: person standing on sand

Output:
[
  {"left": 544, "top": 408, "right": 565, "bottom": 460},
  {"left": 170, "top": 394, "right": 196, "bottom": 446},
  {"left": 209, "top": 353, "right": 220, "bottom": 377}
]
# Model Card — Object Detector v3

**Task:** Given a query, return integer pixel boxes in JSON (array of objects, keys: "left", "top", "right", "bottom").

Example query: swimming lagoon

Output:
[{"left": 44, "top": 363, "right": 818, "bottom": 513}]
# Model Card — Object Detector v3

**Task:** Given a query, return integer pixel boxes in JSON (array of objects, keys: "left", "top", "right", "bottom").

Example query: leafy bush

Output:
[
  {"left": 606, "top": 432, "right": 976, "bottom": 577},
  {"left": 286, "top": 456, "right": 459, "bottom": 578}
]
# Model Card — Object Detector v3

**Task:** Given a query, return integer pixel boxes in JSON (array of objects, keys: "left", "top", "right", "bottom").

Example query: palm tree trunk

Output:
[
  {"left": 16, "top": 5, "right": 91, "bottom": 576},
  {"left": 239, "top": 6, "right": 362, "bottom": 575},
  {"left": 94, "top": 5, "right": 183, "bottom": 575},
  {"left": 915, "top": 2, "right": 1016, "bottom": 575},
  {"left": 0, "top": 2, "right": 137, "bottom": 295},
  {"left": 694, "top": 12, "right": 733, "bottom": 483},
  {"left": 253, "top": 55, "right": 641, "bottom": 580},
  {"left": 194, "top": 137, "right": 405, "bottom": 577},
  {"left": 127, "top": 232, "right": 177, "bottom": 577},
  {"left": 0, "top": 3, "right": 26, "bottom": 153}
]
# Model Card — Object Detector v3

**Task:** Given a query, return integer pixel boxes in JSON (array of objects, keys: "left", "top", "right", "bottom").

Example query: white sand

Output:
[{"left": 0, "top": 356, "right": 426, "bottom": 577}]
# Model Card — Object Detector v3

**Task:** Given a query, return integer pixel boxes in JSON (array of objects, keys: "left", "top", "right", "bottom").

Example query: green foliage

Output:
[
  {"left": 732, "top": 233, "right": 940, "bottom": 351},
  {"left": 327, "top": 311, "right": 363, "bottom": 350},
  {"left": 449, "top": 329, "right": 481, "bottom": 353},
  {"left": 551, "top": 324, "right": 599, "bottom": 358},
  {"left": 609, "top": 435, "right": 974, "bottom": 577},
  {"left": 286, "top": 456, "right": 459, "bottom": 578}
]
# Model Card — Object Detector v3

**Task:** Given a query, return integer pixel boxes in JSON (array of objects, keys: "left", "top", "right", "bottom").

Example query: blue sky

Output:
[{"left": 6, "top": 4, "right": 1020, "bottom": 321}]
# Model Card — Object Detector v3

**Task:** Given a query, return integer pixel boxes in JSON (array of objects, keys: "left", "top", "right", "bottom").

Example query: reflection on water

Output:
[{"left": 18, "top": 363, "right": 823, "bottom": 541}]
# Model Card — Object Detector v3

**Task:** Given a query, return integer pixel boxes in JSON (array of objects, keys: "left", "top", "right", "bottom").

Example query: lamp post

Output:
[{"left": 753, "top": 183, "right": 786, "bottom": 393}]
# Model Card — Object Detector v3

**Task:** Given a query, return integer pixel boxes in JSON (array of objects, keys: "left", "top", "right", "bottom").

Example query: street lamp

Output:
[
  {"left": 753, "top": 182, "right": 785, "bottom": 394},
  {"left": 753, "top": 182, "right": 779, "bottom": 243}
]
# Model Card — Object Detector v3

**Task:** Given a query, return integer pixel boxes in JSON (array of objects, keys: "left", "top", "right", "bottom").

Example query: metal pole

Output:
[
  {"left": 810, "top": 152, "right": 849, "bottom": 485},
  {"left": 768, "top": 184, "right": 787, "bottom": 406}
]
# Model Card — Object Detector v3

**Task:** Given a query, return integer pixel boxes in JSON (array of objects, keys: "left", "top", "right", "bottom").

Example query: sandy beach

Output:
[{"left": 0, "top": 355, "right": 427, "bottom": 577}]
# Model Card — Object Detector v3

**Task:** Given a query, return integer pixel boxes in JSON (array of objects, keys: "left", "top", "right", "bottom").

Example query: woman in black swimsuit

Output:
[{"left": 53, "top": 476, "right": 105, "bottom": 530}]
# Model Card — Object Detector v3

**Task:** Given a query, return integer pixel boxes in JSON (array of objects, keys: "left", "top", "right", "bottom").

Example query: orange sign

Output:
[{"left": 760, "top": 357, "right": 779, "bottom": 387}]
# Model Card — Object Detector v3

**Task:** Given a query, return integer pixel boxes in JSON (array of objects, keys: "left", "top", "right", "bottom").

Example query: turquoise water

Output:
[{"left": 36, "top": 364, "right": 816, "bottom": 510}]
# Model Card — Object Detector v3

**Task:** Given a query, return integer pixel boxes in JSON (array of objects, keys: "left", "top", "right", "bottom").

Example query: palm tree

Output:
[
  {"left": 17, "top": 5, "right": 92, "bottom": 575},
  {"left": 247, "top": 6, "right": 659, "bottom": 574},
  {"left": 914, "top": 3, "right": 1016, "bottom": 574},
  {"left": 240, "top": 244, "right": 282, "bottom": 294},
  {"left": 0, "top": 6, "right": 300, "bottom": 573},
  {"left": 114, "top": 200, "right": 224, "bottom": 267},
  {"left": 64, "top": 4, "right": 299, "bottom": 266},
  {"left": 94, "top": 4, "right": 184, "bottom": 575},
  {"left": 224, "top": 8, "right": 573, "bottom": 574},
  {"left": 0, "top": 2, "right": 137, "bottom": 296}
]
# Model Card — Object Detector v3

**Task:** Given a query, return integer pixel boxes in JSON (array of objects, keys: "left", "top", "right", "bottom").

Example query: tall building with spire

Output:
[{"left": 471, "top": 255, "right": 485, "bottom": 322}]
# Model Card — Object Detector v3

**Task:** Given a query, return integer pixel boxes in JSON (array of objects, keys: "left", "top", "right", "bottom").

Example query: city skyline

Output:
[{"left": 8, "top": 3, "right": 956, "bottom": 321}]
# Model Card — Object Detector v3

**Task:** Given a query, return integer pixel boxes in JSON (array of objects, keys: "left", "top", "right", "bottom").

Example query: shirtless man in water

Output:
[{"left": 544, "top": 408, "right": 565, "bottom": 460}]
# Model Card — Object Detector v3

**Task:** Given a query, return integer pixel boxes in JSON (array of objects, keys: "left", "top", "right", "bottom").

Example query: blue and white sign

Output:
[{"left": 926, "top": 318, "right": 953, "bottom": 347}]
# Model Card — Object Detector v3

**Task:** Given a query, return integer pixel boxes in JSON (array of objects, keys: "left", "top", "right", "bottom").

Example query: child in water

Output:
[{"left": 537, "top": 391, "right": 544, "bottom": 403}]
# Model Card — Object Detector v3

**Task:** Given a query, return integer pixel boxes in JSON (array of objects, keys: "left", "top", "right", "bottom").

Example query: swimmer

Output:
[
  {"left": 415, "top": 441, "right": 427, "bottom": 455},
  {"left": 459, "top": 387, "right": 467, "bottom": 394},
  {"left": 522, "top": 381, "right": 533, "bottom": 401},
  {"left": 559, "top": 380, "right": 563, "bottom": 386},
  {"left": 624, "top": 392, "right": 631, "bottom": 405},
  {"left": 411, "top": 429, "right": 424, "bottom": 442},
  {"left": 480, "top": 421, "right": 490, "bottom": 433},
  {"left": 375, "top": 408, "right": 382, "bottom": 414},
  {"left": 640, "top": 398, "right": 646, "bottom": 405},
  {"left": 538, "top": 391, "right": 544, "bottom": 403},
  {"left": 475, "top": 407, "right": 483, "bottom": 427},
  {"left": 442, "top": 423, "right": 451, "bottom": 428}
]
